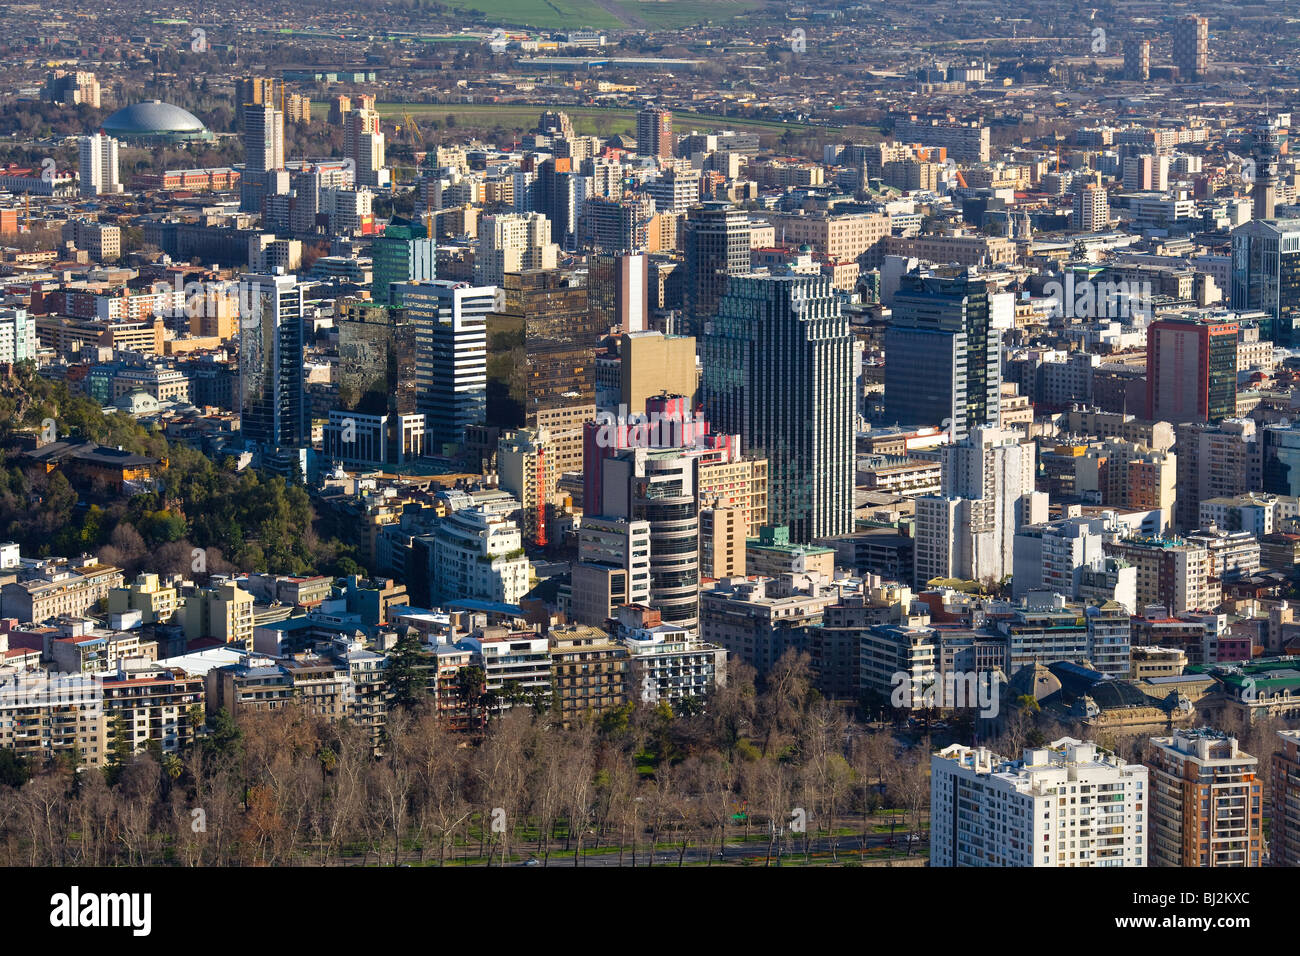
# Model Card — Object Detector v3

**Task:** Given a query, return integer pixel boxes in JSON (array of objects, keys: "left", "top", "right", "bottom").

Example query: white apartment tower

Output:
[
  {"left": 79, "top": 134, "right": 121, "bottom": 197},
  {"left": 915, "top": 426, "right": 1042, "bottom": 587},
  {"left": 344, "top": 105, "right": 387, "bottom": 188},
  {"left": 429, "top": 501, "right": 531, "bottom": 607},
  {"left": 931, "top": 738, "right": 1148, "bottom": 867}
]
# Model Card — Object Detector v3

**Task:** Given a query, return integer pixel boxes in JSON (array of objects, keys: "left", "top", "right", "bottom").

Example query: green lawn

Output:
[
  {"left": 452, "top": 0, "right": 769, "bottom": 30},
  {"left": 457, "top": 0, "right": 625, "bottom": 31},
  {"left": 313, "top": 101, "right": 867, "bottom": 139}
]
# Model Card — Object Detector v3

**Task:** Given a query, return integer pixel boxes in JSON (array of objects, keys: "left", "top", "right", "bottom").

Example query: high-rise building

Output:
[
  {"left": 1230, "top": 219, "right": 1300, "bottom": 344},
  {"left": 487, "top": 269, "right": 599, "bottom": 428},
  {"left": 1147, "top": 728, "right": 1262, "bottom": 867},
  {"left": 617, "top": 331, "right": 698, "bottom": 415},
  {"left": 235, "top": 77, "right": 279, "bottom": 120},
  {"left": 78, "top": 134, "right": 121, "bottom": 197},
  {"left": 44, "top": 70, "right": 101, "bottom": 108},
  {"left": 397, "top": 280, "right": 498, "bottom": 450},
  {"left": 1123, "top": 38, "right": 1150, "bottom": 81},
  {"left": 1173, "top": 15, "right": 1209, "bottom": 82},
  {"left": 683, "top": 201, "right": 751, "bottom": 340},
  {"left": 1146, "top": 315, "right": 1239, "bottom": 424},
  {"left": 892, "top": 116, "right": 991, "bottom": 163},
  {"left": 496, "top": 427, "right": 556, "bottom": 547},
  {"left": 699, "top": 506, "right": 747, "bottom": 578},
  {"left": 914, "top": 426, "right": 1039, "bottom": 587},
  {"left": 238, "top": 272, "right": 306, "bottom": 452},
  {"left": 428, "top": 502, "right": 531, "bottom": 607},
  {"left": 372, "top": 219, "right": 435, "bottom": 306},
  {"left": 1103, "top": 535, "right": 1214, "bottom": 614},
  {"left": 240, "top": 102, "right": 284, "bottom": 213},
  {"left": 581, "top": 194, "right": 656, "bottom": 252},
  {"left": 1072, "top": 183, "right": 1110, "bottom": 231},
  {"left": 931, "top": 738, "right": 1148, "bottom": 867},
  {"left": 1174, "top": 419, "right": 1260, "bottom": 532},
  {"left": 344, "top": 104, "right": 387, "bottom": 188},
  {"left": 597, "top": 444, "right": 700, "bottom": 630},
  {"left": 1271, "top": 729, "right": 1300, "bottom": 866},
  {"left": 569, "top": 516, "right": 652, "bottom": 626},
  {"left": 702, "top": 273, "right": 854, "bottom": 543},
  {"left": 0, "top": 307, "right": 38, "bottom": 365},
  {"left": 636, "top": 107, "right": 674, "bottom": 159},
  {"left": 335, "top": 298, "right": 418, "bottom": 415},
  {"left": 475, "top": 213, "right": 558, "bottom": 287},
  {"left": 589, "top": 252, "right": 649, "bottom": 334},
  {"left": 884, "top": 270, "right": 1001, "bottom": 440},
  {"left": 1262, "top": 421, "right": 1300, "bottom": 496}
]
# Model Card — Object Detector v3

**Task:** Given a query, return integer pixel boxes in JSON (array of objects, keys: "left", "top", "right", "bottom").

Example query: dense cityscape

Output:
[{"left": 0, "top": 1, "right": 1296, "bottom": 904}]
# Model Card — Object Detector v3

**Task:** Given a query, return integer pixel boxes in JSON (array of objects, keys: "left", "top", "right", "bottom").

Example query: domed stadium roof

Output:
[{"left": 102, "top": 101, "right": 211, "bottom": 144}]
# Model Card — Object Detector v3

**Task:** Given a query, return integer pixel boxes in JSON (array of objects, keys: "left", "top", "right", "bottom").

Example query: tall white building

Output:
[
  {"left": 344, "top": 105, "right": 387, "bottom": 189},
  {"left": 915, "top": 426, "right": 1043, "bottom": 587},
  {"left": 0, "top": 308, "right": 38, "bottom": 364},
  {"left": 429, "top": 501, "right": 531, "bottom": 607},
  {"left": 78, "top": 134, "right": 121, "bottom": 197},
  {"left": 475, "top": 213, "right": 558, "bottom": 287},
  {"left": 931, "top": 737, "right": 1148, "bottom": 867}
]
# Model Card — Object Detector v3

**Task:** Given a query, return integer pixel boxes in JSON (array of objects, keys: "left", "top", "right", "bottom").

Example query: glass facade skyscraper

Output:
[
  {"left": 702, "top": 272, "right": 854, "bottom": 544},
  {"left": 883, "top": 270, "right": 1001, "bottom": 440}
]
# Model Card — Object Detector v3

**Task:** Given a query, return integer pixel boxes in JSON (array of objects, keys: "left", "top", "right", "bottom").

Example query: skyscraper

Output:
[
  {"left": 1173, "top": 15, "right": 1209, "bottom": 82},
  {"left": 588, "top": 252, "right": 649, "bottom": 335},
  {"left": 588, "top": 395, "right": 704, "bottom": 630},
  {"left": 1072, "top": 183, "right": 1110, "bottom": 231},
  {"left": 343, "top": 104, "right": 386, "bottom": 188},
  {"left": 78, "top": 134, "right": 121, "bottom": 197},
  {"left": 1146, "top": 314, "right": 1239, "bottom": 423},
  {"left": 914, "top": 425, "right": 1038, "bottom": 587},
  {"left": 702, "top": 272, "right": 854, "bottom": 543},
  {"left": 683, "top": 201, "right": 751, "bottom": 340},
  {"left": 1123, "top": 38, "right": 1150, "bottom": 81},
  {"left": 372, "top": 218, "right": 435, "bottom": 307},
  {"left": 475, "top": 213, "right": 558, "bottom": 287},
  {"left": 883, "top": 270, "right": 1001, "bottom": 440},
  {"left": 239, "top": 272, "right": 306, "bottom": 451},
  {"left": 486, "top": 268, "right": 598, "bottom": 428},
  {"left": 397, "top": 280, "right": 498, "bottom": 450},
  {"left": 1147, "top": 728, "right": 1262, "bottom": 867},
  {"left": 1231, "top": 219, "right": 1300, "bottom": 344},
  {"left": 636, "top": 107, "right": 674, "bottom": 159},
  {"left": 240, "top": 102, "right": 284, "bottom": 213}
]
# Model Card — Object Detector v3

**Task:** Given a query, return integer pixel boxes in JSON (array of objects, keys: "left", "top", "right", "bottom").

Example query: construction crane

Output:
[{"left": 403, "top": 112, "right": 423, "bottom": 143}]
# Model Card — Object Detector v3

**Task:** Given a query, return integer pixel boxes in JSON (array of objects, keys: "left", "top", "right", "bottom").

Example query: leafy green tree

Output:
[
  {"left": 202, "top": 708, "right": 245, "bottom": 766},
  {"left": 0, "top": 749, "right": 30, "bottom": 787},
  {"left": 386, "top": 632, "right": 431, "bottom": 711}
]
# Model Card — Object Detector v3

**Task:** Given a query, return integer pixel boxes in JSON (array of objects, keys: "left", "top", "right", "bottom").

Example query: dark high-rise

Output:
[
  {"left": 883, "top": 270, "right": 1001, "bottom": 440},
  {"left": 702, "top": 272, "right": 854, "bottom": 544},
  {"left": 636, "top": 107, "right": 674, "bottom": 159},
  {"left": 1231, "top": 218, "right": 1300, "bottom": 344},
  {"left": 486, "top": 269, "right": 600, "bottom": 427},
  {"left": 239, "top": 272, "right": 306, "bottom": 451},
  {"left": 683, "top": 201, "right": 751, "bottom": 340}
]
